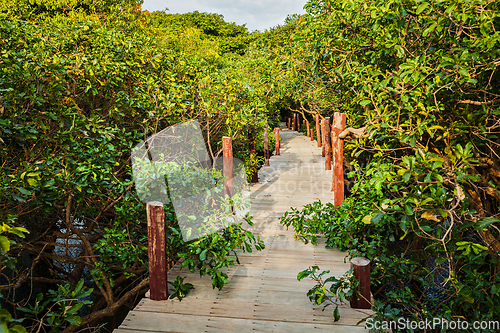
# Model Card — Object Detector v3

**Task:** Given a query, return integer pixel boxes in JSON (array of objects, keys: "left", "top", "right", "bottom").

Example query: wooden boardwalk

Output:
[{"left": 115, "top": 130, "right": 371, "bottom": 333}]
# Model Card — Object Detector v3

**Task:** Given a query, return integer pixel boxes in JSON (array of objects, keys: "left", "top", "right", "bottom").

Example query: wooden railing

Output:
[{"left": 290, "top": 112, "right": 371, "bottom": 310}]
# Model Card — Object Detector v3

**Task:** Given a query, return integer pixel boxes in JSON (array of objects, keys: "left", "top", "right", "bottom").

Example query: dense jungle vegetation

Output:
[
  {"left": 0, "top": 1, "right": 282, "bottom": 331},
  {"left": 1, "top": 0, "right": 499, "bottom": 332},
  {"left": 279, "top": 0, "right": 500, "bottom": 332}
]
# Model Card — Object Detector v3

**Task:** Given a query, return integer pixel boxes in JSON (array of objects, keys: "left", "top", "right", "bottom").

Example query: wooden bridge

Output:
[{"left": 115, "top": 129, "right": 371, "bottom": 332}]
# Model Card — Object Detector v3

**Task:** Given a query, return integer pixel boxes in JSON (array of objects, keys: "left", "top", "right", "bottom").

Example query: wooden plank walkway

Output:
[{"left": 115, "top": 129, "right": 371, "bottom": 333}]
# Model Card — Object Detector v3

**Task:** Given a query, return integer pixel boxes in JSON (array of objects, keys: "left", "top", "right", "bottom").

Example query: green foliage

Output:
[
  {"left": 297, "top": 266, "right": 358, "bottom": 322},
  {"left": 17, "top": 280, "right": 93, "bottom": 332},
  {"left": 0, "top": 308, "right": 27, "bottom": 333},
  {"left": 0, "top": 216, "right": 29, "bottom": 254},
  {"left": 169, "top": 212, "right": 264, "bottom": 290},
  {"left": 274, "top": 0, "right": 500, "bottom": 328},
  {"left": 0, "top": 3, "right": 279, "bottom": 331},
  {"left": 168, "top": 276, "right": 194, "bottom": 301}
]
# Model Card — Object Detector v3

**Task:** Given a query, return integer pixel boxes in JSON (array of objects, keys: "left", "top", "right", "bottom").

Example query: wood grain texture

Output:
[
  {"left": 332, "top": 112, "right": 346, "bottom": 205},
  {"left": 146, "top": 203, "right": 167, "bottom": 300}
]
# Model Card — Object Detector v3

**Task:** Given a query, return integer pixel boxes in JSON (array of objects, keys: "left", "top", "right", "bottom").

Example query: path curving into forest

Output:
[{"left": 115, "top": 129, "right": 371, "bottom": 333}]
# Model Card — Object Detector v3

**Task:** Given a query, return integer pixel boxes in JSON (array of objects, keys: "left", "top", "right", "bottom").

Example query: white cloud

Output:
[{"left": 141, "top": 0, "right": 307, "bottom": 31}]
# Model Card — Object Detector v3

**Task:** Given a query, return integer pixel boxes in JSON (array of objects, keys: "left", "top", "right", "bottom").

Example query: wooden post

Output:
[
  {"left": 331, "top": 112, "right": 347, "bottom": 206},
  {"left": 274, "top": 128, "right": 280, "bottom": 155},
  {"left": 310, "top": 128, "right": 314, "bottom": 141},
  {"left": 321, "top": 119, "right": 326, "bottom": 157},
  {"left": 350, "top": 257, "right": 371, "bottom": 309},
  {"left": 306, "top": 122, "right": 310, "bottom": 139},
  {"left": 325, "top": 117, "right": 331, "bottom": 170},
  {"left": 249, "top": 127, "right": 258, "bottom": 183},
  {"left": 315, "top": 113, "right": 321, "bottom": 147},
  {"left": 223, "top": 136, "right": 233, "bottom": 197},
  {"left": 264, "top": 128, "right": 270, "bottom": 166},
  {"left": 146, "top": 203, "right": 167, "bottom": 301},
  {"left": 288, "top": 117, "right": 291, "bottom": 130}
]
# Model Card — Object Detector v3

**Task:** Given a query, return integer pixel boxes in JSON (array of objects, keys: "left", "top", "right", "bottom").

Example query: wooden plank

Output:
[
  {"left": 135, "top": 298, "right": 370, "bottom": 326},
  {"left": 119, "top": 312, "right": 369, "bottom": 332}
]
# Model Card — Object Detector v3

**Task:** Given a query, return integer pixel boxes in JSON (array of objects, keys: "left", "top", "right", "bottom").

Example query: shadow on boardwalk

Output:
[{"left": 115, "top": 130, "right": 372, "bottom": 333}]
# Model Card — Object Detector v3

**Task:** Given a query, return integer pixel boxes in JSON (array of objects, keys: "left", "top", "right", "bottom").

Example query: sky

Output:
[{"left": 140, "top": 0, "right": 307, "bottom": 32}]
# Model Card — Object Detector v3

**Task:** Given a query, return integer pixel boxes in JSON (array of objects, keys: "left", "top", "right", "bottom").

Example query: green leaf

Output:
[
  {"left": 402, "top": 172, "right": 411, "bottom": 182},
  {"left": 333, "top": 305, "right": 340, "bottom": 322},
  {"left": 437, "top": 208, "right": 448, "bottom": 218},
  {"left": 297, "top": 269, "right": 312, "bottom": 281},
  {"left": 65, "top": 303, "right": 83, "bottom": 315},
  {"left": 420, "top": 225, "right": 433, "bottom": 232},
  {"left": 435, "top": 257, "right": 447, "bottom": 265},
  {"left": 27, "top": 178, "right": 38, "bottom": 186},
  {"left": 474, "top": 217, "right": 500, "bottom": 230},
  {"left": 423, "top": 22, "right": 437, "bottom": 37},
  {"left": 371, "top": 212, "right": 385, "bottom": 224},
  {"left": 404, "top": 204, "right": 414, "bottom": 215},
  {"left": 8, "top": 228, "right": 27, "bottom": 238},
  {"left": 394, "top": 45, "right": 405, "bottom": 58},
  {"left": 200, "top": 249, "right": 207, "bottom": 261},
  {"left": 10, "top": 325, "right": 28, "bottom": 333},
  {"left": 75, "top": 279, "right": 84, "bottom": 295},
  {"left": 491, "top": 284, "right": 500, "bottom": 295},
  {"left": 65, "top": 315, "right": 82, "bottom": 325},
  {"left": 0, "top": 309, "right": 12, "bottom": 321},
  {"left": 362, "top": 214, "right": 373, "bottom": 224},
  {"left": 0, "top": 236, "right": 10, "bottom": 253},
  {"left": 16, "top": 187, "right": 31, "bottom": 196},
  {"left": 416, "top": 2, "right": 429, "bottom": 14},
  {"left": 0, "top": 322, "right": 9, "bottom": 333}
]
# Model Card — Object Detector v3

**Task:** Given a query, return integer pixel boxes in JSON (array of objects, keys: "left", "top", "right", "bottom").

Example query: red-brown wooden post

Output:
[
  {"left": 223, "top": 136, "right": 233, "bottom": 197},
  {"left": 331, "top": 112, "right": 347, "bottom": 206},
  {"left": 274, "top": 128, "right": 280, "bottom": 155},
  {"left": 321, "top": 119, "right": 326, "bottom": 157},
  {"left": 350, "top": 257, "right": 371, "bottom": 309},
  {"left": 310, "top": 128, "right": 314, "bottom": 141},
  {"left": 306, "top": 122, "right": 310, "bottom": 139},
  {"left": 249, "top": 127, "right": 258, "bottom": 183},
  {"left": 288, "top": 117, "right": 291, "bottom": 130},
  {"left": 315, "top": 113, "right": 321, "bottom": 147},
  {"left": 325, "top": 117, "right": 331, "bottom": 171},
  {"left": 146, "top": 203, "right": 167, "bottom": 300},
  {"left": 264, "top": 127, "right": 270, "bottom": 166}
]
